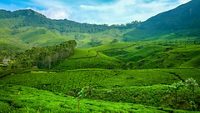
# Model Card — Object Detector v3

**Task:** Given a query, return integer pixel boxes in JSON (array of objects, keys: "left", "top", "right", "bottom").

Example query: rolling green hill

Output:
[
  {"left": 1, "top": 0, "right": 200, "bottom": 112},
  {"left": 90, "top": 40, "right": 200, "bottom": 69},
  {"left": 0, "top": 26, "right": 130, "bottom": 51},
  {"left": 54, "top": 49, "right": 122, "bottom": 70}
]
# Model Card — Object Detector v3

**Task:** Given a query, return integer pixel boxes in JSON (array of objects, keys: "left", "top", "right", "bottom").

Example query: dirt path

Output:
[
  {"left": 169, "top": 72, "right": 185, "bottom": 81},
  {"left": 69, "top": 51, "right": 100, "bottom": 60},
  {"left": 98, "top": 44, "right": 136, "bottom": 52}
]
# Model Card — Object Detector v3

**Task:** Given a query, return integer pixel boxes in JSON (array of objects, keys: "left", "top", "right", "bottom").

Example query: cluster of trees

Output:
[
  {"left": 0, "top": 49, "right": 16, "bottom": 68},
  {"left": 111, "top": 21, "right": 142, "bottom": 30},
  {"left": 11, "top": 40, "right": 76, "bottom": 69},
  {"left": 171, "top": 78, "right": 199, "bottom": 110},
  {"left": 88, "top": 39, "right": 102, "bottom": 47}
]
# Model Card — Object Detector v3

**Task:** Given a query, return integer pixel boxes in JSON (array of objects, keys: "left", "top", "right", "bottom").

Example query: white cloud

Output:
[
  {"left": 31, "top": 0, "right": 71, "bottom": 19},
  {"left": 39, "top": 8, "right": 70, "bottom": 19},
  {"left": 3, "top": 0, "right": 189, "bottom": 24},
  {"left": 80, "top": 0, "right": 136, "bottom": 14},
  {"left": 179, "top": 0, "right": 191, "bottom": 4},
  {"left": 78, "top": 0, "right": 191, "bottom": 24},
  {"left": 0, "top": 0, "right": 192, "bottom": 24}
]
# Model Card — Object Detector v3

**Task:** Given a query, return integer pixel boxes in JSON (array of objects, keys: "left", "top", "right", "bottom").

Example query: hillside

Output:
[
  {"left": 54, "top": 49, "right": 122, "bottom": 70},
  {"left": 124, "top": 0, "right": 200, "bottom": 41},
  {"left": 101, "top": 41, "right": 200, "bottom": 69},
  {"left": 0, "top": 9, "right": 133, "bottom": 49}
]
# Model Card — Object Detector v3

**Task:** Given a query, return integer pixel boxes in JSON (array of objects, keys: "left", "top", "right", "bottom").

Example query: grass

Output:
[
  {"left": 54, "top": 49, "right": 122, "bottom": 70},
  {"left": 0, "top": 84, "right": 199, "bottom": 113},
  {"left": 1, "top": 68, "right": 200, "bottom": 110},
  {"left": 1, "top": 69, "right": 200, "bottom": 93}
]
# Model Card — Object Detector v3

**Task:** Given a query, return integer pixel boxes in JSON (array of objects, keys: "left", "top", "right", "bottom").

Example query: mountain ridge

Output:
[
  {"left": 0, "top": 9, "right": 112, "bottom": 33},
  {"left": 140, "top": 0, "right": 200, "bottom": 30},
  {"left": 124, "top": 0, "right": 200, "bottom": 41}
]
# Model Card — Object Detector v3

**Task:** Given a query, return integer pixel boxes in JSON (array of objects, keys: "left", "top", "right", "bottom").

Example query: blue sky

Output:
[{"left": 0, "top": 0, "right": 191, "bottom": 25}]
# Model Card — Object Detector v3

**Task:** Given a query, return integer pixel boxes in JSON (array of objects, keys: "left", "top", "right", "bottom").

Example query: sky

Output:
[{"left": 0, "top": 0, "right": 191, "bottom": 25}]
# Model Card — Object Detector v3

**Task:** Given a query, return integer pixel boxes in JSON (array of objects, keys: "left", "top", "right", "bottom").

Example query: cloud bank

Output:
[{"left": 0, "top": 0, "right": 191, "bottom": 24}]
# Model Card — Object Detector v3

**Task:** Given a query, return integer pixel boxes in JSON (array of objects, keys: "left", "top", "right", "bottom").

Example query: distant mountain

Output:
[
  {"left": 0, "top": 9, "right": 111, "bottom": 33},
  {"left": 0, "top": 9, "right": 139, "bottom": 49},
  {"left": 124, "top": 0, "right": 200, "bottom": 41}
]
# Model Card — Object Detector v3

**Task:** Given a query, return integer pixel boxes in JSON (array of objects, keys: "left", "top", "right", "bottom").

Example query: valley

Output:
[
  {"left": 0, "top": 0, "right": 200, "bottom": 112},
  {"left": 1, "top": 40, "right": 200, "bottom": 112}
]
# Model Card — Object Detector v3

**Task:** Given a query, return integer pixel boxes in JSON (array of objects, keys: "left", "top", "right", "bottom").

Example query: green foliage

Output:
[
  {"left": 170, "top": 78, "right": 199, "bottom": 110},
  {"left": 12, "top": 40, "right": 76, "bottom": 69},
  {"left": 88, "top": 38, "right": 102, "bottom": 47},
  {"left": 1, "top": 69, "right": 200, "bottom": 110}
]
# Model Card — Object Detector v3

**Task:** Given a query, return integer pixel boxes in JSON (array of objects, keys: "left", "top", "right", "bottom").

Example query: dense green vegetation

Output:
[
  {"left": 1, "top": 85, "right": 198, "bottom": 113},
  {"left": 14, "top": 40, "right": 76, "bottom": 69},
  {"left": 93, "top": 40, "right": 200, "bottom": 69},
  {"left": 1, "top": 69, "right": 200, "bottom": 111},
  {"left": 0, "top": 40, "right": 76, "bottom": 71}
]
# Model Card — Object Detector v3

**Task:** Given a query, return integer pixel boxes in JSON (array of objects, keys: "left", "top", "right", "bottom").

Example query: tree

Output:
[
  {"left": 171, "top": 81, "right": 185, "bottom": 105},
  {"left": 88, "top": 39, "right": 102, "bottom": 47},
  {"left": 171, "top": 78, "right": 199, "bottom": 110},
  {"left": 12, "top": 40, "right": 77, "bottom": 70},
  {"left": 111, "top": 39, "right": 119, "bottom": 44},
  {"left": 77, "top": 86, "right": 93, "bottom": 112},
  {"left": 185, "top": 78, "right": 199, "bottom": 110}
]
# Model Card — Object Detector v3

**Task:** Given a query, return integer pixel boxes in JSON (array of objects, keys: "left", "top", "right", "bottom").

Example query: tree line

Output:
[{"left": 9, "top": 40, "right": 77, "bottom": 69}]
